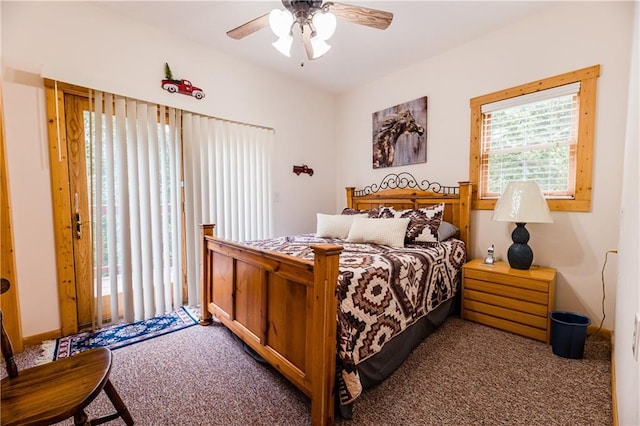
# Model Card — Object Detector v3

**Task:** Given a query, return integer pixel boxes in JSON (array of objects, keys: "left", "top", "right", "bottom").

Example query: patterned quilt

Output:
[{"left": 245, "top": 234, "right": 466, "bottom": 405}]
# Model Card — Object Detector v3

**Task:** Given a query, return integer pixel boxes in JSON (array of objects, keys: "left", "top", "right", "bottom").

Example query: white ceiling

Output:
[{"left": 96, "top": 1, "right": 553, "bottom": 94}]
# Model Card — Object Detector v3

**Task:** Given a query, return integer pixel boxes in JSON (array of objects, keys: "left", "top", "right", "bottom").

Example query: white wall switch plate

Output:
[{"left": 633, "top": 313, "right": 640, "bottom": 362}]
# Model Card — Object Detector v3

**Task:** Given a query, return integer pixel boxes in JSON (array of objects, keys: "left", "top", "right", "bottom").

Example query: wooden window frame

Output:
[{"left": 469, "top": 65, "right": 600, "bottom": 211}]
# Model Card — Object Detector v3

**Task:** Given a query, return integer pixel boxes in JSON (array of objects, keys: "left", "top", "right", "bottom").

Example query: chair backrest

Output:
[
  {"left": 0, "top": 278, "right": 18, "bottom": 378},
  {"left": 1, "top": 312, "right": 18, "bottom": 378}
]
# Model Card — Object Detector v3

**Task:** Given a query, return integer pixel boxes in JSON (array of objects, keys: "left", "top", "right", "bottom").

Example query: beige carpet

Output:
[{"left": 4, "top": 316, "right": 611, "bottom": 425}]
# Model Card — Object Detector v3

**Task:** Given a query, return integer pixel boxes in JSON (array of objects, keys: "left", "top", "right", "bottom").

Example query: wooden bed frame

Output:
[{"left": 199, "top": 177, "right": 472, "bottom": 425}]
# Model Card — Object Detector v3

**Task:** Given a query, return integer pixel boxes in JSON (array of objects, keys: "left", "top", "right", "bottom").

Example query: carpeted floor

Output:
[{"left": 4, "top": 316, "right": 611, "bottom": 426}]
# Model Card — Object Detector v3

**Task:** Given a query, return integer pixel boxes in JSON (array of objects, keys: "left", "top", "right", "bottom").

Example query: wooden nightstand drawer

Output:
[
  {"left": 463, "top": 278, "right": 549, "bottom": 305},
  {"left": 463, "top": 289, "right": 548, "bottom": 317},
  {"left": 463, "top": 299, "right": 547, "bottom": 329},
  {"left": 463, "top": 268, "right": 550, "bottom": 292},
  {"left": 461, "top": 259, "right": 556, "bottom": 343}
]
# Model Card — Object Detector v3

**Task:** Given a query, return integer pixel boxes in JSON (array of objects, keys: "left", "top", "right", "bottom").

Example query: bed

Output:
[{"left": 199, "top": 174, "right": 472, "bottom": 425}]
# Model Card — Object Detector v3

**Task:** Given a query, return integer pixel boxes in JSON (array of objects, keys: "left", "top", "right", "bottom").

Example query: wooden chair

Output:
[{"left": 1, "top": 281, "right": 134, "bottom": 425}]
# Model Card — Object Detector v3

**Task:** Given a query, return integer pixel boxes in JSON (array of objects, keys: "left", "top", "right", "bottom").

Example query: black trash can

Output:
[{"left": 550, "top": 311, "right": 591, "bottom": 359}]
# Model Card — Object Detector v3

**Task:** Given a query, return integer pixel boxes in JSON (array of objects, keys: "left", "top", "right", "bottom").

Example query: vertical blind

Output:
[
  {"left": 182, "top": 113, "right": 274, "bottom": 306},
  {"left": 92, "top": 92, "right": 183, "bottom": 325},
  {"left": 89, "top": 92, "right": 273, "bottom": 326},
  {"left": 480, "top": 83, "right": 580, "bottom": 198}
]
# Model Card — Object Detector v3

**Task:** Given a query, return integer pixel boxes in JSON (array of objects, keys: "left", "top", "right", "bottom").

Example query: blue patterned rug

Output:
[{"left": 41, "top": 306, "right": 198, "bottom": 362}]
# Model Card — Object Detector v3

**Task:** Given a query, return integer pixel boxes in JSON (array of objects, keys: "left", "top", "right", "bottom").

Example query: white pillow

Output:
[
  {"left": 316, "top": 213, "right": 367, "bottom": 238},
  {"left": 346, "top": 217, "right": 410, "bottom": 248}
]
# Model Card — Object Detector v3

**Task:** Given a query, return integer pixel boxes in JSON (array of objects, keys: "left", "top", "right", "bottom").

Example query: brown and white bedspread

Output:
[{"left": 245, "top": 234, "right": 466, "bottom": 405}]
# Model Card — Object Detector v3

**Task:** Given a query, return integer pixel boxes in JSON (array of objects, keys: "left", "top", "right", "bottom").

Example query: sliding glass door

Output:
[{"left": 46, "top": 81, "right": 273, "bottom": 334}]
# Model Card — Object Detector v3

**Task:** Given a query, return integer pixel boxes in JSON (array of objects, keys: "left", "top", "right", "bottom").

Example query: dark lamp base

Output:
[{"left": 507, "top": 223, "right": 533, "bottom": 270}]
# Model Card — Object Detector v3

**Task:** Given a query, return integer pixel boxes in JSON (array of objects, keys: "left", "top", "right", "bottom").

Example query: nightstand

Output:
[{"left": 461, "top": 258, "right": 556, "bottom": 343}]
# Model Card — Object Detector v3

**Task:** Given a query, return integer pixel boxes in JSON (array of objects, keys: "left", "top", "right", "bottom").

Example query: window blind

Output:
[
  {"left": 88, "top": 91, "right": 272, "bottom": 325},
  {"left": 480, "top": 83, "right": 580, "bottom": 198},
  {"left": 91, "top": 92, "right": 183, "bottom": 325},
  {"left": 481, "top": 82, "right": 580, "bottom": 113},
  {"left": 182, "top": 113, "right": 274, "bottom": 307}
]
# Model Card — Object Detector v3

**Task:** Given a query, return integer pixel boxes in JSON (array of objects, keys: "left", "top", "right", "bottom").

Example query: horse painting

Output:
[{"left": 372, "top": 98, "right": 427, "bottom": 169}]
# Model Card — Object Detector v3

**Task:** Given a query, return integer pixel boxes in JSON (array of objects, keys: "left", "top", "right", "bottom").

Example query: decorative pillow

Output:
[
  {"left": 394, "top": 203, "right": 445, "bottom": 243},
  {"left": 346, "top": 217, "right": 410, "bottom": 248},
  {"left": 377, "top": 206, "right": 396, "bottom": 219},
  {"left": 437, "top": 221, "right": 459, "bottom": 242},
  {"left": 316, "top": 213, "right": 367, "bottom": 239},
  {"left": 341, "top": 207, "right": 379, "bottom": 218}
]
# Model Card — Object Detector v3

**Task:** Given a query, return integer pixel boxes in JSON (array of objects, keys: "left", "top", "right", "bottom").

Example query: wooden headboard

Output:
[{"left": 345, "top": 174, "right": 472, "bottom": 257}]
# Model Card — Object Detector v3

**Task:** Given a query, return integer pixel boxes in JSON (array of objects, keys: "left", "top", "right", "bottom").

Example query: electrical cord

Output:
[{"left": 593, "top": 250, "right": 618, "bottom": 337}]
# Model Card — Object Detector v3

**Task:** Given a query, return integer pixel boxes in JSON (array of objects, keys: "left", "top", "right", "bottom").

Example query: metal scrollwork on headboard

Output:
[{"left": 355, "top": 172, "right": 459, "bottom": 196}]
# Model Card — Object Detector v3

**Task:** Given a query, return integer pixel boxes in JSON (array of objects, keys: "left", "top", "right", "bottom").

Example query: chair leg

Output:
[
  {"left": 103, "top": 379, "right": 134, "bottom": 425},
  {"left": 73, "top": 409, "right": 89, "bottom": 425}
]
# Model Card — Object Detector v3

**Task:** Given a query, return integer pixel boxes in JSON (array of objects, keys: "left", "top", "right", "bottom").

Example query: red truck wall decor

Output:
[
  {"left": 292, "top": 165, "right": 314, "bottom": 176},
  {"left": 161, "top": 63, "right": 205, "bottom": 99}
]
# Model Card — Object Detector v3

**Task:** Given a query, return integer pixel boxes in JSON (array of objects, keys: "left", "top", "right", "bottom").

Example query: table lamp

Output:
[{"left": 491, "top": 181, "right": 553, "bottom": 270}]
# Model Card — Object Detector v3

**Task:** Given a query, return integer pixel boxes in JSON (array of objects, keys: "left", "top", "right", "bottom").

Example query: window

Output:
[{"left": 469, "top": 65, "right": 599, "bottom": 211}]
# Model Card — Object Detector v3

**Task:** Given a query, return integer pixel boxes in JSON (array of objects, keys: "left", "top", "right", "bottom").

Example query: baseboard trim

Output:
[
  {"left": 22, "top": 329, "right": 61, "bottom": 348},
  {"left": 587, "top": 324, "right": 612, "bottom": 340},
  {"left": 610, "top": 330, "right": 618, "bottom": 426}
]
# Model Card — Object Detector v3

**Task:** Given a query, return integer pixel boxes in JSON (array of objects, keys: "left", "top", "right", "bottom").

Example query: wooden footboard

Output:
[{"left": 199, "top": 224, "right": 343, "bottom": 426}]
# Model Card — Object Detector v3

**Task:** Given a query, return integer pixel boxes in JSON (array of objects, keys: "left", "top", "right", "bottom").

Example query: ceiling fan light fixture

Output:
[
  {"left": 272, "top": 34, "right": 293, "bottom": 57},
  {"left": 228, "top": 1, "right": 393, "bottom": 62},
  {"left": 311, "top": 11, "right": 337, "bottom": 41},
  {"left": 269, "top": 9, "right": 294, "bottom": 37},
  {"left": 310, "top": 36, "right": 331, "bottom": 59}
]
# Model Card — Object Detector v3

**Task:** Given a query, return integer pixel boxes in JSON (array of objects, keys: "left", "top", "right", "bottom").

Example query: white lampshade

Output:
[
  {"left": 312, "top": 11, "right": 337, "bottom": 40},
  {"left": 310, "top": 37, "right": 331, "bottom": 59},
  {"left": 272, "top": 34, "right": 293, "bottom": 57},
  {"left": 269, "top": 9, "right": 294, "bottom": 38},
  {"left": 491, "top": 181, "right": 553, "bottom": 223}
]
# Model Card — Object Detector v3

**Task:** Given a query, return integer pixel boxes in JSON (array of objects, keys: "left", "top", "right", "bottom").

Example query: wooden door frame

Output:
[
  {"left": 45, "top": 79, "right": 107, "bottom": 334},
  {"left": 0, "top": 80, "right": 23, "bottom": 351},
  {"left": 44, "top": 79, "right": 82, "bottom": 336}
]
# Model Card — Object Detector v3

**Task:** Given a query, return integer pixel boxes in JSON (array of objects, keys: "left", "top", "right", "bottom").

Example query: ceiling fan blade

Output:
[
  {"left": 328, "top": 2, "right": 393, "bottom": 30},
  {"left": 227, "top": 13, "right": 270, "bottom": 40}
]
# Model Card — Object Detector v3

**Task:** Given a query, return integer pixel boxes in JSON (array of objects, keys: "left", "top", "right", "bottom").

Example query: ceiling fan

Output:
[{"left": 227, "top": 0, "right": 394, "bottom": 60}]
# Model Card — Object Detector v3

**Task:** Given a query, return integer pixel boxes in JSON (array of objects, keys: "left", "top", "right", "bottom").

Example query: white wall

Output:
[
  {"left": 2, "top": 78, "right": 59, "bottom": 336},
  {"left": 1, "top": 1, "right": 337, "bottom": 336},
  {"left": 336, "top": 2, "right": 634, "bottom": 330},
  {"left": 615, "top": 2, "right": 640, "bottom": 424}
]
